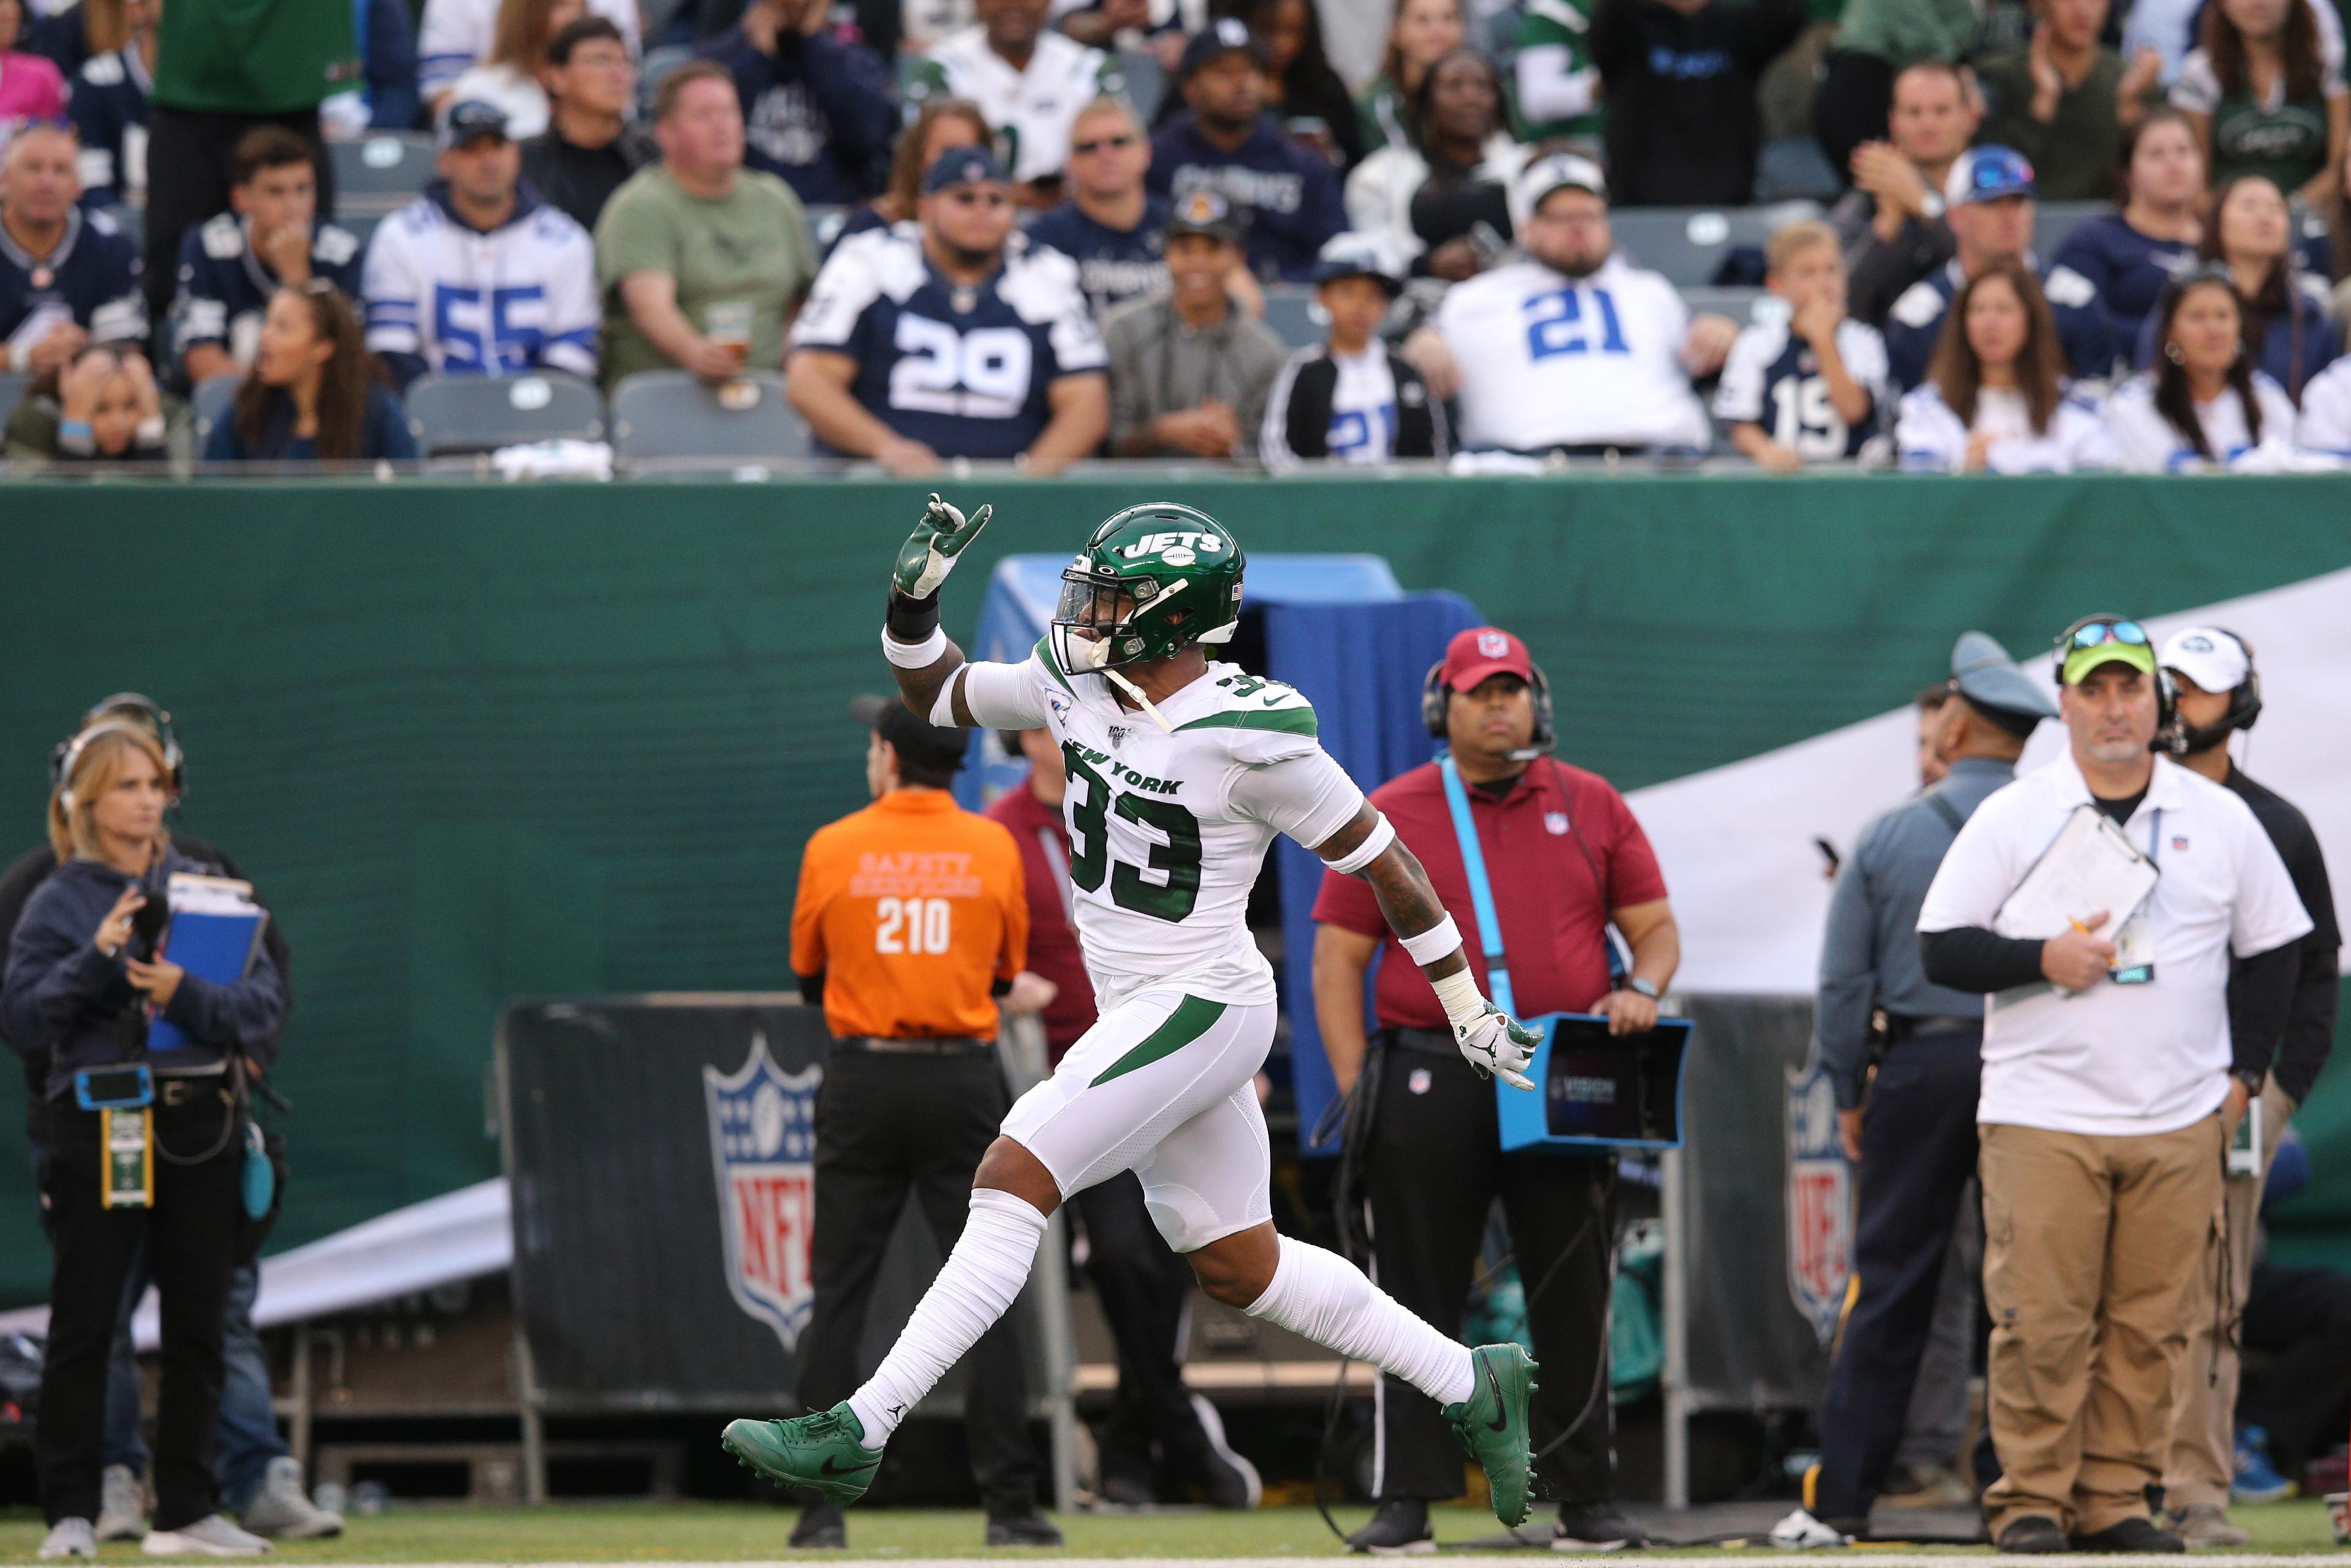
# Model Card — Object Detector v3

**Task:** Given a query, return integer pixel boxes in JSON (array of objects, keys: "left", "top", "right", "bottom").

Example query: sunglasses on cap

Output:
[{"left": 2064, "top": 618, "right": 2150, "bottom": 653}]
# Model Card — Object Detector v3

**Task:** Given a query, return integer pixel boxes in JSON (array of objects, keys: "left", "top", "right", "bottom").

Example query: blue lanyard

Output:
[{"left": 1437, "top": 754, "right": 1515, "bottom": 1018}]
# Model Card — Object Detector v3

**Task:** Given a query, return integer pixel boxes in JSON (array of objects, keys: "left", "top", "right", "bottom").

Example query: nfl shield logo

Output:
[
  {"left": 704, "top": 1033, "right": 822, "bottom": 1353},
  {"left": 1784, "top": 1060, "right": 1854, "bottom": 1347}
]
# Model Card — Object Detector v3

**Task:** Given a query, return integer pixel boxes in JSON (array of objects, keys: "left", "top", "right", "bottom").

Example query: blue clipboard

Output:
[{"left": 1438, "top": 754, "right": 1690, "bottom": 1152}]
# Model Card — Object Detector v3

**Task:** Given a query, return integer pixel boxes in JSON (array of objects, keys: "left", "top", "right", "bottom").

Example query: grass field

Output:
[{"left": 0, "top": 1499, "right": 2341, "bottom": 1562}]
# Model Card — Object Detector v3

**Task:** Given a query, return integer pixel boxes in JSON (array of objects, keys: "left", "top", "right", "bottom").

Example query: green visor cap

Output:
[{"left": 2062, "top": 639, "right": 2157, "bottom": 685}]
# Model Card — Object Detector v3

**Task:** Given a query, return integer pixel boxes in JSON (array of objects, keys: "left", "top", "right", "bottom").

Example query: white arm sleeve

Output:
[
  {"left": 1226, "top": 746, "right": 1368, "bottom": 850},
  {"left": 956, "top": 658, "right": 1055, "bottom": 730}
]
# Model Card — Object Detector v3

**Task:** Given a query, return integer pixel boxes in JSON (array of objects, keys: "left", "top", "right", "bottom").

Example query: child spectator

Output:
[
  {"left": 171, "top": 126, "right": 363, "bottom": 385},
  {"left": 2183, "top": 171, "right": 2342, "bottom": 400},
  {"left": 2, "top": 341, "right": 187, "bottom": 461},
  {"left": 1974, "top": 0, "right": 2164, "bottom": 201},
  {"left": 1357, "top": 0, "right": 1463, "bottom": 153},
  {"left": 697, "top": 0, "right": 896, "bottom": 205},
  {"left": 2172, "top": 0, "right": 2347, "bottom": 204},
  {"left": 1344, "top": 48, "right": 1528, "bottom": 280},
  {"left": 1588, "top": 0, "right": 1806, "bottom": 207},
  {"left": 443, "top": 0, "right": 585, "bottom": 141},
  {"left": 2051, "top": 108, "right": 2205, "bottom": 354},
  {"left": 1261, "top": 232, "right": 1447, "bottom": 470},
  {"left": 1717, "top": 219, "right": 1890, "bottom": 470},
  {"left": 0, "top": 0, "right": 67, "bottom": 156},
  {"left": 2105, "top": 265, "right": 2299, "bottom": 467},
  {"left": 204, "top": 281, "right": 418, "bottom": 460},
  {"left": 67, "top": 0, "right": 158, "bottom": 210},
  {"left": 1895, "top": 256, "right": 2110, "bottom": 470}
]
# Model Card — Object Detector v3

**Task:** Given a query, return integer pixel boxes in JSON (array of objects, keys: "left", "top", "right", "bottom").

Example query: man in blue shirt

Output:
[
  {"left": 0, "top": 124, "right": 145, "bottom": 378},
  {"left": 696, "top": 0, "right": 896, "bottom": 206},
  {"left": 787, "top": 146, "right": 1110, "bottom": 473},
  {"left": 1026, "top": 96, "right": 1172, "bottom": 317},
  {"left": 1147, "top": 18, "right": 1344, "bottom": 283},
  {"left": 1882, "top": 146, "right": 2114, "bottom": 392},
  {"left": 170, "top": 126, "right": 362, "bottom": 386}
]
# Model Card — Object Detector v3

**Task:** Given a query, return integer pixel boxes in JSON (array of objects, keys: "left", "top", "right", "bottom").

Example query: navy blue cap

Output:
[
  {"left": 1312, "top": 231, "right": 1403, "bottom": 293},
  {"left": 1167, "top": 187, "right": 1247, "bottom": 246},
  {"left": 1178, "top": 17, "right": 1269, "bottom": 79},
  {"left": 435, "top": 98, "right": 511, "bottom": 152},
  {"left": 922, "top": 145, "right": 1010, "bottom": 193},
  {"left": 1944, "top": 145, "right": 2034, "bottom": 207}
]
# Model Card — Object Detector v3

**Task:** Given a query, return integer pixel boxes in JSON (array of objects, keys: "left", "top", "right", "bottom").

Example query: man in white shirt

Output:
[
  {"left": 1412, "top": 154, "right": 1735, "bottom": 454},
  {"left": 906, "top": 0, "right": 1120, "bottom": 197},
  {"left": 1916, "top": 615, "right": 2311, "bottom": 1557}
]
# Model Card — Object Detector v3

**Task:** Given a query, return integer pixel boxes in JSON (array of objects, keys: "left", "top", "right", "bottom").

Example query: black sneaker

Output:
[
  {"left": 984, "top": 1513, "right": 1063, "bottom": 1548},
  {"left": 1346, "top": 1499, "right": 1435, "bottom": 1555},
  {"left": 1995, "top": 1516, "right": 2069, "bottom": 1555},
  {"left": 1553, "top": 1503, "right": 1646, "bottom": 1551},
  {"left": 2070, "top": 1516, "right": 2186, "bottom": 1554},
  {"left": 789, "top": 1502, "right": 846, "bottom": 1549}
]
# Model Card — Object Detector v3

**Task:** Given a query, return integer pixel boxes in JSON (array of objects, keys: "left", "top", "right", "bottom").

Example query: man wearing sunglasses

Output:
[
  {"left": 787, "top": 146, "right": 1109, "bottom": 476},
  {"left": 1027, "top": 98, "right": 1174, "bottom": 318},
  {"left": 1916, "top": 615, "right": 2311, "bottom": 1555}
]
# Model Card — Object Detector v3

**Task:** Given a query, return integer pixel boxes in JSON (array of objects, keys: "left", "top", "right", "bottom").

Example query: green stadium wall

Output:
[{"left": 4, "top": 471, "right": 2350, "bottom": 1307}]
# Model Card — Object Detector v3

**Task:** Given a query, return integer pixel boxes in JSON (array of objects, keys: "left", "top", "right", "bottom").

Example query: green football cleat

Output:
[
  {"left": 1445, "top": 1343, "right": 1539, "bottom": 1528},
  {"left": 720, "top": 1404, "right": 883, "bottom": 1503}
]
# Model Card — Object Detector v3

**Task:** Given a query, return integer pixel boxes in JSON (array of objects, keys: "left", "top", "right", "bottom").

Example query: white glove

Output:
[
  {"left": 1454, "top": 1003, "right": 1539, "bottom": 1092},
  {"left": 892, "top": 493, "right": 992, "bottom": 598}
]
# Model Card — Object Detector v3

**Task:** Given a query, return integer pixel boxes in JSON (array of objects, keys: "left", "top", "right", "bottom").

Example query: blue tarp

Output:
[{"left": 959, "top": 553, "right": 1480, "bottom": 1150}]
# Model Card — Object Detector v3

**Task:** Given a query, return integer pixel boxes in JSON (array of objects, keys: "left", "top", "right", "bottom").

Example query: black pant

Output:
[
  {"left": 1070, "top": 1171, "right": 1209, "bottom": 1476},
  {"left": 1813, "top": 51, "right": 1897, "bottom": 185},
  {"left": 1363, "top": 1038, "right": 1617, "bottom": 1505},
  {"left": 142, "top": 105, "right": 331, "bottom": 354},
  {"left": 793, "top": 1049, "right": 1040, "bottom": 1518},
  {"left": 2238, "top": 1262, "right": 2351, "bottom": 1479},
  {"left": 38, "top": 1089, "right": 242, "bottom": 1530},
  {"left": 1814, "top": 1022, "right": 1982, "bottom": 1519}
]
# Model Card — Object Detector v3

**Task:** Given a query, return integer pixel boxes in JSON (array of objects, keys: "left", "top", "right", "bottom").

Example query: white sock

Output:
[
  {"left": 1243, "top": 1236, "right": 1475, "bottom": 1408},
  {"left": 845, "top": 1188, "right": 1047, "bottom": 1445}
]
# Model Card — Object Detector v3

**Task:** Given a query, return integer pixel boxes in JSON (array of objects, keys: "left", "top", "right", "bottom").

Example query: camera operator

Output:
[
  {"left": 3, "top": 720, "right": 285, "bottom": 1559},
  {"left": 0, "top": 696, "right": 331, "bottom": 1547},
  {"left": 1308, "top": 626, "right": 1679, "bottom": 1554}
]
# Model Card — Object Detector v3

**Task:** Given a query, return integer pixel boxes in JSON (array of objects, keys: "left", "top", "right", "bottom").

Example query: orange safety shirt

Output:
[{"left": 789, "top": 788, "right": 1028, "bottom": 1040}]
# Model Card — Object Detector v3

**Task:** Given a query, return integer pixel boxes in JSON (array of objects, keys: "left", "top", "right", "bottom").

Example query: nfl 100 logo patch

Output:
[
  {"left": 1783, "top": 1060, "right": 1854, "bottom": 1347},
  {"left": 703, "top": 1033, "right": 822, "bottom": 1353}
]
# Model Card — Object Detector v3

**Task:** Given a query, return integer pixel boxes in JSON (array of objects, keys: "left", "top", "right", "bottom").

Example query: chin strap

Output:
[{"left": 1103, "top": 667, "right": 1176, "bottom": 733}]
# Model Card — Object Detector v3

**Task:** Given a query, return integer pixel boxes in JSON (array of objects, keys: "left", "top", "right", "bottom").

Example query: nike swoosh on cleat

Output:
[
  {"left": 820, "top": 1456, "right": 879, "bottom": 1477},
  {"left": 1482, "top": 1359, "right": 1510, "bottom": 1434}
]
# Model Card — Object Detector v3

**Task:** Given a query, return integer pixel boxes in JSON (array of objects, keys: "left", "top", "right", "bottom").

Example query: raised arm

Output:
[
  {"left": 1311, "top": 802, "right": 1539, "bottom": 1090},
  {"left": 882, "top": 494, "right": 1053, "bottom": 735}
]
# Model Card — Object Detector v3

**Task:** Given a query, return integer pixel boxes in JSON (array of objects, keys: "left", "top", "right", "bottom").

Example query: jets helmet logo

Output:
[{"left": 705, "top": 1033, "right": 822, "bottom": 1352}]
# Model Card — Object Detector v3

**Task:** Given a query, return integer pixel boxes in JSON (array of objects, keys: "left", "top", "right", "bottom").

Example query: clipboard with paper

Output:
[{"left": 1990, "top": 806, "right": 2159, "bottom": 999}]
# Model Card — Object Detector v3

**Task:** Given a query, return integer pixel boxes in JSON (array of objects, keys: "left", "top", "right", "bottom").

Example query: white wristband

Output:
[
  {"left": 1324, "top": 814, "right": 1394, "bottom": 875},
  {"left": 882, "top": 626, "right": 948, "bottom": 669},
  {"left": 1430, "top": 967, "right": 1487, "bottom": 1028},
  {"left": 1397, "top": 912, "right": 1463, "bottom": 967}
]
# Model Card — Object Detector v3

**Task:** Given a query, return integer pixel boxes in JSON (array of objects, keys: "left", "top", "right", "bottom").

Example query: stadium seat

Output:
[
  {"left": 1261, "top": 287, "right": 1324, "bottom": 350},
  {"left": 1116, "top": 48, "right": 1168, "bottom": 125},
  {"left": 332, "top": 133, "right": 437, "bottom": 217},
  {"left": 1682, "top": 285, "right": 1768, "bottom": 321},
  {"left": 1755, "top": 138, "right": 1843, "bottom": 203},
  {"left": 1610, "top": 201, "right": 1825, "bottom": 288},
  {"left": 190, "top": 373, "right": 242, "bottom": 451},
  {"left": 609, "top": 370, "right": 817, "bottom": 462},
  {"left": 0, "top": 369, "right": 28, "bottom": 430},
  {"left": 404, "top": 372, "right": 607, "bottom": 457},
  {"left": 639, "top": 44, "right": 696, "bottom": 119}
]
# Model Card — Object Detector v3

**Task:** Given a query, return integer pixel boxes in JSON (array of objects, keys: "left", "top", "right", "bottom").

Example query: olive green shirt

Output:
[
  {"left": 152, "top": 0, "right": 358, "bottom": 113},
  {"left": 1974, "top": 48, "right": 2131, "bottom": 202},
  {"left": 1831, "top": 0, "right": 1977, "bottom": 69},
  {"left": 592, "top": 163, "right": 818, "bottom": 387}
]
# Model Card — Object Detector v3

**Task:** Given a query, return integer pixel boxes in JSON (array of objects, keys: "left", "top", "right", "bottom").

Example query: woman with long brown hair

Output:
[
  {"left": 1895, "top": 257, "right": 2111, "bottom": 471},
  {"left": 2170, "top": 0, "right": 2347, "bottom": 202},
  {"left": 204, "top": 283, "right": 418, "bottom": 463},
  {"left": 2188, "top": 171, "right": 2343, "bottom": 399},
  {"left": 441, "top": 0, "right": 587, "bottom": 137},
  {"left": 2105, "top": 264, "right": 2301, "bottom": 467}
]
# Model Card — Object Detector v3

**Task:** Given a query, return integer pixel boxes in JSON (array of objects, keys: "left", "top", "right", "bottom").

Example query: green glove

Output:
[{"left": 893, "top": 493, "right": 992, "bottom": 599}]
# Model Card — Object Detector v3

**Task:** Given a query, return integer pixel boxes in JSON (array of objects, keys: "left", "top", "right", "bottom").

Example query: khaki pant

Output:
[
  {"left": 1980, "top": 1117, "right": 2225, "bottom": 1536},
  {"left": 2162, "top": 1076, "right": 2295, "bottom": 1511}
]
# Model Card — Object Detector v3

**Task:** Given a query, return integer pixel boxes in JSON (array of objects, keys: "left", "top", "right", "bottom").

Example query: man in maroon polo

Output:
[
  {"left": 986, "top": 730, "right": 1259, "bottom": 1510},
  {"left": 1310, "top": 626, "right": 1680, "bottom": 1555}
]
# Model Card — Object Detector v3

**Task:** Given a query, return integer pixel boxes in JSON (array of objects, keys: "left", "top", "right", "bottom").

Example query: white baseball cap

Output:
[
  {"left": 2160, "top": 626, "right": 2252, "bottom": 694},
  {"left": 1519, "top": 152, "right": 1608, "bottom": 212}
]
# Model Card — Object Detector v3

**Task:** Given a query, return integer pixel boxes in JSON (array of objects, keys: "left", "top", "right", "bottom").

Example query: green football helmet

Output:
[{"left": 1050, "top": 503, "right": 1246, "bottom": 674}]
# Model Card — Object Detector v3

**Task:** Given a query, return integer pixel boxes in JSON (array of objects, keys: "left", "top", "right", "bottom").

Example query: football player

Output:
[{"left": 722, "top": 497, "right": 1545, "bottom": 1529}]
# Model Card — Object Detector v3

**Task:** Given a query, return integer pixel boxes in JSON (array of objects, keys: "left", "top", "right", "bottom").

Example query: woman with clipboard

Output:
[{"left": 2, "top": 724, "right": 285, "bottom": 1559}]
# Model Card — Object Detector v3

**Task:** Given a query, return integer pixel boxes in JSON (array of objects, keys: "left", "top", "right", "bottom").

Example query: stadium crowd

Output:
[{"left": 5, "top": 0, "right": 2351, "bottom": 468}]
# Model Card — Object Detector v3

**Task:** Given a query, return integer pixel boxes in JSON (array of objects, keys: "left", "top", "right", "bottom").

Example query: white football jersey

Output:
[
  {"left": 907, "top": 29, "right": 1116, "bottom": 184},
  {"left": 418, "top": 0, "right": 639, "bottom": 97},
  {"left": 361, "top": 191, "right": 599, "bottom": 379},
  {"left": 1433, "top": 253, "right": 1711, "bottom": 452},
  {"left": 962, "top": 644, "right": 1364, "bottom": 1010},
  {"left": 2102, "top": 372, "right": 2301, "bottom": 473},
  {"left": 1895, "top": 383, "right": 2115, "bottom": 473},
  {"left": 2297, "top": 356, "right": 2351, "bottom": 459}
]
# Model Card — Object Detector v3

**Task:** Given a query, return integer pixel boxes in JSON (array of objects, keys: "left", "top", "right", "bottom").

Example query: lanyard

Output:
[
  {"left": 1437, "top": 754, "right": 1515, "bottom": 1018},
  {"left": 2144, "top": 806, "right": 2163, "bottom": 869}
]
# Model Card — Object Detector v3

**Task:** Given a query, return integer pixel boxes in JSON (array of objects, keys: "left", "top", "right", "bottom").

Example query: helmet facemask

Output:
[{"left": 1051, "top": 568, "right": 1199, "bottom": 673}]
